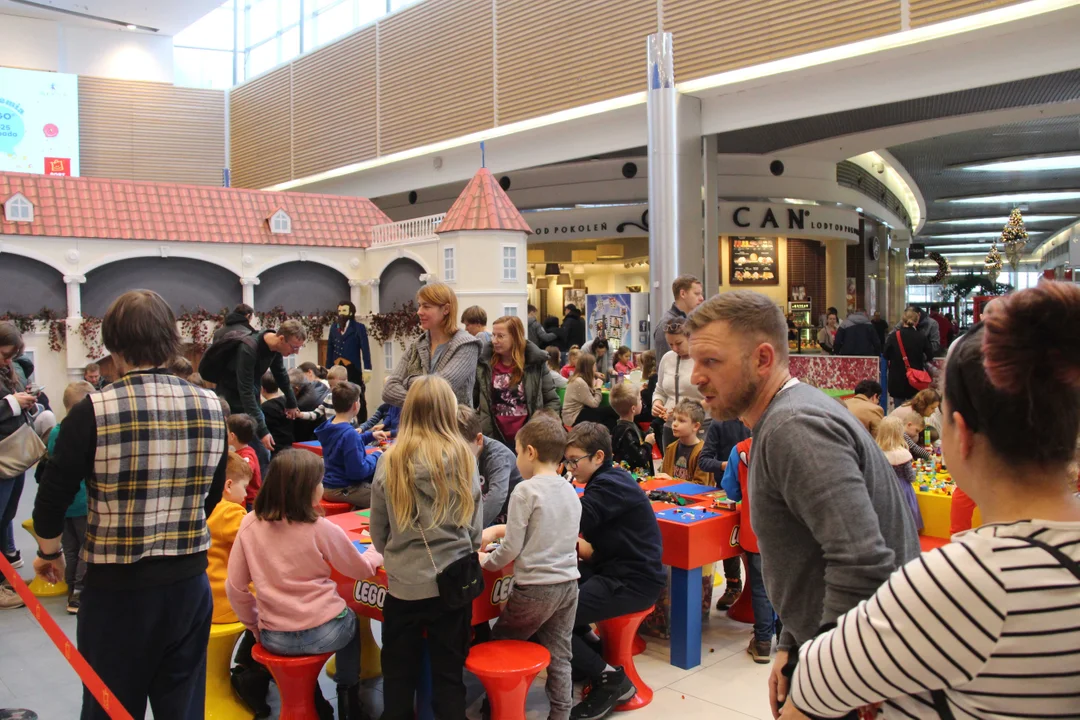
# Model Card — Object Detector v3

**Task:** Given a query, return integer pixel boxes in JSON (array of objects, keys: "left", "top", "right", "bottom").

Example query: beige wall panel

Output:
[
  {"left": 79, "top": 77, "right": 136, "bottom": 180},
  {"left": 495, "top": 0, "right": 656, "bottom": 124},
  {"left": 292, "top": 26, "right": 378, "bottom": 178},
  {"left": 665, "top": 0, "right": 900, "bottom": 82},
  {"left": 378, "top": 0, "right": 494, "bottom": 155},
  {"left": 230, "top": 65, "right": 293, "bottom": 189},
  {"left": 910, "top": 0, "right": 1024, "bottom": 26}
]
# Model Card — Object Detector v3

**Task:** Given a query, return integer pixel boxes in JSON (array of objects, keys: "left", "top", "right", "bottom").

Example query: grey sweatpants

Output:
[{"left": 492, "top": 579, "right": 578, "bottom": 720}]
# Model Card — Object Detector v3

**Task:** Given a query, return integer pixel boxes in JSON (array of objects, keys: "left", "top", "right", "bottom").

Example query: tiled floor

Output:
[{"left": 1, "top": 486, "right": 773, "bottom": 719}]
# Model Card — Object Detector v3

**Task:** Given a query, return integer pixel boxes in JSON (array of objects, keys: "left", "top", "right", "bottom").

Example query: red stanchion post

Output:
[{"left": 0, "top": 555, "right": 135, "bottom": 720}]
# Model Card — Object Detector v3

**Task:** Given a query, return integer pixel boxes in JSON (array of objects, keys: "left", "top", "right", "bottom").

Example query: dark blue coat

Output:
[{"left": 327, "top": 320, "right": 372, "bottom": 371}]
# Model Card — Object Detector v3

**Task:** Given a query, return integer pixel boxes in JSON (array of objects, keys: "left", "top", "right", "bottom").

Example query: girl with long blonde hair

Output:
[
  {"left": 369, "top": 375, "right": 482, "bottom": 718},
  {"left": 475, "top": 315, "right": 560, "bottom": 447},
  {"left": 875, "top": 416, "right": 923, "bottom": 530}
]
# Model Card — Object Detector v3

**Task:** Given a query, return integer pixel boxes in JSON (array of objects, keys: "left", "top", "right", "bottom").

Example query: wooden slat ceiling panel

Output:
[
  {"left": 378, "top": 0, "right": 494, "bottom": 155},
  {"left": 496, "top": 0, "right": 655, "bottom": 124},
  {"left": 910, "top": 0, "right": 1024, "bottom": 26},
  {"left": 664, "top": 0, "right": 900, "bottom": 82},
  {"left": 229, "top": 65, "right": 292, "bottom": 189},
  {"left": 79, "top": 77, "right": 224, "bottom": 185},
  {"left": 292, "top": 26, "right": 378, "bottom": 178}
]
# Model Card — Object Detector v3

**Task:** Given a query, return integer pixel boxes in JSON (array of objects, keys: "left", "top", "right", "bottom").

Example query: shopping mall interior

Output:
[{"left": 1, "top": 1, "right": 1079, "bottom": 719}]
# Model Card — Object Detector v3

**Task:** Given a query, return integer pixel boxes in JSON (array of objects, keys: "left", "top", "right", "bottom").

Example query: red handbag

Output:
[{"left": 896, "top": 331, "right": 932, "bottom": 391}]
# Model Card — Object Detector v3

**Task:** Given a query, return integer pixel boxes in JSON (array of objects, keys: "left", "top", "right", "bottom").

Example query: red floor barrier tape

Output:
[{"left": 0, "top": 556, "right": 134, "bottom": 720}]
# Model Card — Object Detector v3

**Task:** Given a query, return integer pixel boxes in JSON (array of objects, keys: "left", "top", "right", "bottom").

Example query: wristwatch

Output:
[{"left": 36, "top": 548, "right": 62, "bottom": 561}]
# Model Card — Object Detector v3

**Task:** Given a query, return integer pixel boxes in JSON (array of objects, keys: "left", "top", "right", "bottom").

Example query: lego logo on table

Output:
[
  {"left": 353, "top": 580, "right": 387, "bottom": 610},
  {"left": 730, "top": 525, "right": 740, "bottom": 548},
  {"left": 490, "top": 576, "right": 514, "bottom": 605}
]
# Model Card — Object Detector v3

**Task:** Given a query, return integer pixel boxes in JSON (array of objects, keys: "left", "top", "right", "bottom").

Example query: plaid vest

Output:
[{"left": 85, "top": 372, "right": 227, "bottom": 564}]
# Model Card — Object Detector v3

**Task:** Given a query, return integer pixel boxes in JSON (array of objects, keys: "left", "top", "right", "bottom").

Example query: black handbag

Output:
[{"left": 415, "top": 506, "right": 484, "bottom": 610}]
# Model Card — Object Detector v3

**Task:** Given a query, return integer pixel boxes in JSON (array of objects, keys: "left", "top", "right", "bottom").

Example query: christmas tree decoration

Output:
[
  {"left": 928, "top": 251, "right": 951, "bottom": 284},
  {"left": 984, "top": 241, "right": 1003, "bottom": 283},
  {"left": 1000, "top": 208, "right": 1029, "bottom": 270}
]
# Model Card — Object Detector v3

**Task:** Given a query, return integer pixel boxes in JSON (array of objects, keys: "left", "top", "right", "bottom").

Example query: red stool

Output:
[
  {"left": 319, "top": 499, "right": 354, "bottom": 516},
  {"left": 250, "top": 644, "right": 334, "bottom": 720},
  {"left": 631, "top": 634, "right": 646, "bottom": 656},
  {"left": 596, "top": 607, "right": 654, "bottom": 710},
  {"left": 727, "top": 555, "right": 754, "bottom": 625},
  {"left": 466, "top": 640, "right": 550, "bottom": 720}
]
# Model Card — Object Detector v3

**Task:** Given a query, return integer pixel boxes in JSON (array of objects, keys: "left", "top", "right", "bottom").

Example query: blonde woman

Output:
[
  {"left": 561, "top": 352, "right": 603, "bottom": 427},
  {"left": 875, "top": 416, "right": 923, "bottom": 530},
  {"left": 382, "top": 282, "right": 481, "bottom": 408},
  {"left": 370, "top": 375, "right": 482, "bottom": 719},
  {"left": 475, "top": 316, "right": 560, "bottom": 448}
]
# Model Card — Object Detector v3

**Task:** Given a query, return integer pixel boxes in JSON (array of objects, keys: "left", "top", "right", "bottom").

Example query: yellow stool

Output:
[
  {"left": 20, "top": 519, "right": 68, "bottom": 597},
  {"left": 205, "top": 622, "right": 254, "bottom": 720},
  {"left": 325, "top": 616, "right": 382, "bottom": 681}
]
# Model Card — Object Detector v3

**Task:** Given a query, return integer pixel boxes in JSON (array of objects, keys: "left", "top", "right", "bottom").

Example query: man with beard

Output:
[
  {"left": 685, "top": 290, "right": 919, "bottom": 719},
  {"left": 326, "top": 301, "right": 371, "bottom": 419}
]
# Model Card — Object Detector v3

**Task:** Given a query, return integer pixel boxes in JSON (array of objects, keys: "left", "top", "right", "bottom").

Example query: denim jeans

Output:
[
  {"left": 0, "top": 472, "right": 25, "bottom": 556},
  {"left": 260, "top": 610, "right": 359, "bottom": 688},
  {"left": 746, "top": 552, "right": 778, "bottom": 643}
]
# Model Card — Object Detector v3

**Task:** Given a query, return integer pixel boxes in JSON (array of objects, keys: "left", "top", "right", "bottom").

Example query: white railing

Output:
[{"left": 371, "top": 213, "right": 445, "bottom": 245}]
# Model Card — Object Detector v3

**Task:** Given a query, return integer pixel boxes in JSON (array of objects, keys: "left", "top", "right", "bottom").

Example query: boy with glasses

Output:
[{"left": 563, "top": 423, "right": 665, "bottom": 720}]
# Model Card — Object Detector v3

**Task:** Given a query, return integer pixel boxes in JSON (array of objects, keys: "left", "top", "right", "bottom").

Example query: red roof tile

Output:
[
  {"left": 435, "top": 167, "right": 532, "bottom": 235},
  {"left": 0, "top": 172, "right": 391, "bottom": 248}
]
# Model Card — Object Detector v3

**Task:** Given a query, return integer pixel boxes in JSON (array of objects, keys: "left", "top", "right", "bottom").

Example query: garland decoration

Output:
[
  {"left": 177, "top": 307, "right": 226, "bottom": 354},
  {"left": 984, "top": 241, "right": 1003, "bottom": 283},
  {"left": 368, "top": 303, "right": 422, "bottom": 349},
  {"left": 255, "top": 306, "right": 289, "bottom": 332},
  {"left": 927, "top": 251, "right": 951, "bottom": 284},
  {"left": 299, "top": 310, "right": 339, "bottom": 343},
  {"left": 1001, "top": 208, "right": 1028, "bottom": 271},
  {"left": 939, "top": 274, "right": 1013, "bottom": 302},
  {"left": 0, "top": 309, "right": 68, "bottom": 353},
  {"left": 77, "top": 316, "right": 105, "bottom": 360}
]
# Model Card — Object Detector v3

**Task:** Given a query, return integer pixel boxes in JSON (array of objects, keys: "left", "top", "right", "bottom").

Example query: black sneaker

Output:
[
  {"left": 570, "top": 667, "right": 636, "bottom": 720},
  {"left": 715, "top": 581, "right": 742, "bottom": 610},
  {"left": 3, "top": 550, "right": 22, "bottom": 569},
  {"left": 230, "top": 665, "right": 271, "bottom": 718},
  {"left": 66, "top": 593, "right": 80, "bottom": 615}
]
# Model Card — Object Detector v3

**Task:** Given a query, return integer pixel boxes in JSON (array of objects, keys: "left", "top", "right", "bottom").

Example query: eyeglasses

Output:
[
  {"left": 288, "top": 341, "right": 304, "bottom": 353},
  {"left": 563, "top": 453, "right": 594, "bottom": 469}
]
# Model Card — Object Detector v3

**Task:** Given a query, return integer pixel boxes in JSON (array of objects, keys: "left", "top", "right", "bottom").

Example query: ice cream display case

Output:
[{"left": 787, "top": 300, "right": 819, "bottom": 353}]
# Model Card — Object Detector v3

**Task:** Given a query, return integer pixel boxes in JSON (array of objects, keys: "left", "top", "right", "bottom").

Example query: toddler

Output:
[
  {"left": 876, "top": 417, "right": 924, "bottom": 530},
  {"left": 227, "top": 413, "right": 262, "bottom": 509},
  {"left": 560, "top": 345, "right": 581, "bottom": 379},
  {"left": 208, "top": 452, "right": 250, "bottom": 624}
]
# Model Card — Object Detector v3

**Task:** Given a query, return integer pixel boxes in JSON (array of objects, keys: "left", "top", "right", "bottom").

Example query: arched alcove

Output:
[
  {"left": 379, "top": 258, "right": 424, "bottom": 312},
  {"left": 83, "top": 257, "right": 241, "bottom": 317},
  {"left": 257, "top": 262, "right": 350, "bottom": 314},
  {"left": 0, "top": 255, "right": 66, "bottom": 314}
]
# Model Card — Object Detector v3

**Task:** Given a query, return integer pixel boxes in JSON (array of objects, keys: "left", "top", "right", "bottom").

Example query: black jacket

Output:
[
  {"left": 212, "top": 311, "right": 256, "bottom": 344},
  {"left": 884, "top": 326, "right": 932, "bottom": 401},
  {"left": 560, "top": 306, "right": 586, "bottom": 351},
  {"left": 612, "top": 419, "right": 653, "bottom": 475},
  {"left": 292, "top": 380, "right": 330, "bottom": 443},
  {"left": 212, "top": 330, "right": 297, "bottom": 439},
  {"left": 834, "top": 313, "right": 882, "bottom": 357},
  {"left": 261, "top": 395, "right": 295, "bottom": 455},
  {"left": 698, "top": 420, "right": 751, "bottom": 483},
  {"left": 579, "top": 462, "right": 666, "bottom": 591},
  {"left": 528, "top": 316, "right": 559, "bottom": 349}
]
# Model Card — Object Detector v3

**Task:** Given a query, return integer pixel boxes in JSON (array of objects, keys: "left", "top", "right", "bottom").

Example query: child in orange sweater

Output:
[{"left": 207, "top": 452, "right": 251, "bottom": 624}]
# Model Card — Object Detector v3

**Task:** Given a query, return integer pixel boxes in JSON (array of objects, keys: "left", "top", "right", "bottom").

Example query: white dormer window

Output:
[
  {"left": 4, "top": 193, "right": 33, "bottom": 222},
  {"left": 269, "top": 209, "right": 292, "bottom": 234}
]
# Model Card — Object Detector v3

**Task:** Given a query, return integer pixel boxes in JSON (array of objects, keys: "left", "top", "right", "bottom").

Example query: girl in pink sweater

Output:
[{"left": 227, "top": 449, "right": 383, "bottom": 719}]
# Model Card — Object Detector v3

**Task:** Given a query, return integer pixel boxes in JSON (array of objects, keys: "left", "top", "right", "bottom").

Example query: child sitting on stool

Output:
[
  {"left": 479, "top": 415, "right": 582, "bottom": 720},
  {"left": 314, "top": 382, "right": 386, "bottom": 509},
  {"left": 875, "top": 417, "right": 924, "bottom": 531},
  {"left": 660, "top": 400, "right": 711, "bottom": 485},
  {"left": 227, "top": 414, "right": 262, "bottom": 510},
  {"left": 609, "top": 381, "right": 655, "bottom": 475},
  {"left": 359, "top": 401, "right": 402, "bottom": 438}
]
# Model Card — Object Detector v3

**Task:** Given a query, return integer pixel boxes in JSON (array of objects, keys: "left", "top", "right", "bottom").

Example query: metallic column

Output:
[
  {"left": 702, "top": 135, "right": 720, "bottom": 297},
  {"left": 647, "top": 32, "right": 704, "bottom": 329}
]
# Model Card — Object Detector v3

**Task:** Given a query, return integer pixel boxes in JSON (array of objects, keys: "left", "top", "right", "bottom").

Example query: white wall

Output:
[{"left": 0, "top": 14, "right": 173, "bottom": 82}]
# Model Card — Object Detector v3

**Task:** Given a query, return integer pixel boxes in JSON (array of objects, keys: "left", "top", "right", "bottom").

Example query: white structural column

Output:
[
  {"left": 825, "top": 241, "right": 848, "bottom": 316},
  {"left": 349, "top": 279, "right": 364, "bottom": 310},
  {"left": 240, "top": 277, "right": 260, "bottom": 307},
  {"left": 360, "top": 278, "right": 380, "bottom": 315},
  {"left": 63, "top": 274, "right": 86, "bottom": 318},
  {"left": 702, "top": 135, "right": 720, "bottom": 297},
  {"left": 646, "top": 32, "right": 705, "bottom": 329}
]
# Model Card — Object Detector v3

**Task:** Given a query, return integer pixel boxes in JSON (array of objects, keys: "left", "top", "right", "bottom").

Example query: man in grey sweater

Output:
[{"left": 686, "top": 290, "right": 919, "bottom": 719}]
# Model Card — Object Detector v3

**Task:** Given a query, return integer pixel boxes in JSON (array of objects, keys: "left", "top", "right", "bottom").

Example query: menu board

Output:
[{"left": 729, "top": 237, "right": 779, "bottom": 285}]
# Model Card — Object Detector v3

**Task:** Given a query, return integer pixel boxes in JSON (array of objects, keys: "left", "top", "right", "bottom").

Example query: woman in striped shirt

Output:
[{"left": 781, "top": 281, "right": 1080, "bottom": 720}]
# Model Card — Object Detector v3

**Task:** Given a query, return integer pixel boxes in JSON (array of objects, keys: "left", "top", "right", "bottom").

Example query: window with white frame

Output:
[
  {"left": 269, "top": 209, "right": 292, "bottom": 234},
  {"left": 502, "top": 304, "right": 519, "bottom": 318},
  {"left": 502, "top": 245, "right": 518, "bottom": 282},
  {"left": 384, "top": 342, "right": 395, "bottom": 372},
  {"left": 443, "top": 246, "right": 456, "bottom": 283},
  {"left": 4, "top": 194, "right": 33, "bottom": 222}
]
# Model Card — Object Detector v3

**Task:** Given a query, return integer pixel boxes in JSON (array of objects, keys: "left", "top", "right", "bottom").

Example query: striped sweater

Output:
[{"left": 790, "top": 519, "right": 1080, "bottom": 719}]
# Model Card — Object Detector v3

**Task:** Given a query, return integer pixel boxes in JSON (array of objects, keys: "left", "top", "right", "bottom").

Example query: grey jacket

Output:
[
  {"left": 750, "top": 381, "right": 920, "bottom": 650},
  {"left": 382, "top": 328, "right": 481, "bottom": 408},
  {"left": 651, "top": 303, "right": 686, "bottom": 360},
  {"left": 527, "top": 316, "right": 558, "bottom": 349},
  {"left": 474, "top": 341, "right": 560, "bottom": 446},
  {"left": 369, "top": 453, "right": 483, "bottom": 601}
]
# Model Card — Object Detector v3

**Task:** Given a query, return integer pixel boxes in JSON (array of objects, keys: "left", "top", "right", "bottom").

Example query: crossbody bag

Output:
[{"left": 414, "top": 499, "right": 484, "bottom": 609}]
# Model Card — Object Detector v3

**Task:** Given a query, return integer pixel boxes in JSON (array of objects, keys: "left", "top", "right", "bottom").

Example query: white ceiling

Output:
[{"left": 0, "top": 0, "right": 224, "bottom": 35}]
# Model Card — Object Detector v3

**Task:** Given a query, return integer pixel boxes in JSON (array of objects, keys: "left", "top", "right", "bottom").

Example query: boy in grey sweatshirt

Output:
[{"left": 481, "top": 415, "right": 582, "bottom": 720}]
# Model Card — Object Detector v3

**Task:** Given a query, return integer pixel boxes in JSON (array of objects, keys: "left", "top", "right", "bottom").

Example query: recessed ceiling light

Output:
[
  {"left": 930, "top": 215, "right": 1076, "bottom": 225},
  {"left": 919, "top": 231, "right": 1044, "bottom": 240},
  {"left": 126, "top": 24, "right": 137, "bottom": 29},
  {"left": 944, "top": 191, "right": 1080, "bottom": 204},
  {"left": 923, "top": 244, "right": 1007, "bottom": 251},
  {"left": 961, "top": 154, "right": 1080, "bottom": 172}
]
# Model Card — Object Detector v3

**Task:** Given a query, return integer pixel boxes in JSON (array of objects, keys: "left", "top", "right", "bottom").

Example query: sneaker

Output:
[
  {"left": 0, "top": 584, "right": 25, "bottom": 609},
  {"left": 231, "top": 666, "right": 271, "bottom": 718},
  {"left": 66, "top": 594, "right": 80, "bottom": 615},
  {"left": 748, "top": 637, "right": 772, "bottom": 664},
  {"left": 570, "top": 667, "right": 636, "bottom": 720},
  {"left": 3, "top": 550, "right": 22, "bottom": 569},
  {"left": 715, "top": 581, "right": 742, "bottom": 610}
]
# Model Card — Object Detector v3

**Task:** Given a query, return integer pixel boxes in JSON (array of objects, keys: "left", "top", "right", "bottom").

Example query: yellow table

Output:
[{"left": 916, "top": 490, "right": 982, "bottom": 539}]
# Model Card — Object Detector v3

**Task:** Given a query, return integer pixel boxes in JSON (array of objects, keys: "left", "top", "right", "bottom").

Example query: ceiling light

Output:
[
  {"left": 8, "top": 0, "right": 158, "bottom": 32},
  {"left": 557, "top": 273, "right": 572, "bottom": 285},
  {"left": 126, "top": 24, "right": 137, "bottom": 30},
  {"left": 923, "top": 244, "right": 1008, "bottom": 251},
  {"left": 915, "top": 249, "right": 1011, "bottom": 256},
  {"left": 544, "top": 263, "right": 560, "bottom": 276},
  {"left": 944, "top": 191, "right": 1080, "bottom": 204},
  {"left": 961, "top": 154, "right": 1080, "bottom": 172},
  {"left": 930, "top": 215, "right": 1076, "bottom": 225},
  {"left": 919, "top": 231, "right": 1045, "bottom": 240}
]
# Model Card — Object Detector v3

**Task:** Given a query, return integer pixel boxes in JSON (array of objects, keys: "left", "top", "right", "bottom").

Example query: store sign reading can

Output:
[{"left": 719, "top": 202, "right": 860, "bottom": 244}]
